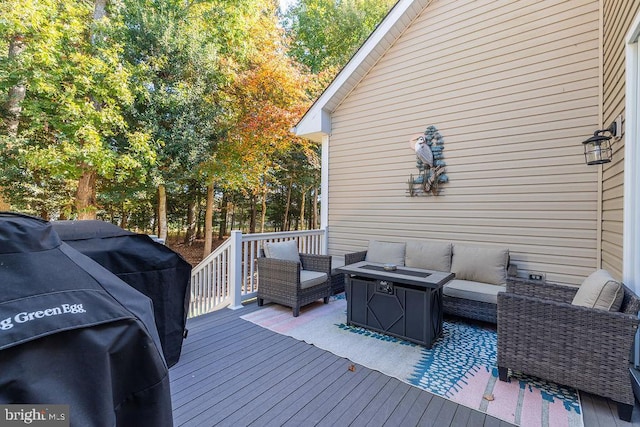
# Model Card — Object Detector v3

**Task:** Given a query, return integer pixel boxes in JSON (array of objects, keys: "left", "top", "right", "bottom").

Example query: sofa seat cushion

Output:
[
  {"left": 450, "top": 244, "right": 508, "bottom": 285},
  {"left": 443, "top": 279, "right": 506, "bottom": 304},
  {"left": 300, "top": 270, "right": 328, "bottom": 289},
  {"left": 365, "top": 240, "right": 406, "bottom": 266},
  {"left": 405, "top": 240, "right": 452, "bottom": 272},
  {"left": 572, "top": 269, "right": 624, "bottom": 311},
  {"left": 264, "top": 240, "right": 301, "bottom": 263}
]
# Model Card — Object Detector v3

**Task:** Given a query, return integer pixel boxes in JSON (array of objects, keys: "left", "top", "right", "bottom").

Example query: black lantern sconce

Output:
[{"left": 582, "top": 120, "right": 619, "bottom": 165}]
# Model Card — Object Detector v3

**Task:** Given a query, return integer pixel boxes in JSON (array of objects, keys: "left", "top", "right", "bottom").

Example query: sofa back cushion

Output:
[
  {"left": 365, "top": 240, "right": 406, "bottom": 266},
  {"left": 263, "top": 240, "right": 301, "bottom": 264},
  {"left": 450, "top": 244, "right": 508, "bottom": 285},
  {"left": 405, "top": 241, "right": 452, "bottom": 271},
  {"left": 572, "top": 269, "right": 624, "bottom": 311}
]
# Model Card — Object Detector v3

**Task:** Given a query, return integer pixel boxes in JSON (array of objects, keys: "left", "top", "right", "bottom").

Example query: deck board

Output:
[
  {"left": 418, "top": 394, "right": 446, "bottom": 426},
  {"left": 395, "top": 387, "right": 435, "bottom": 425},
  {"left": 283, "top": 363, "right": 372, "bottom": 425},
  {"left": 450, "top": 404, "right": 472, "bottom": 427},
  {"left": 170, "top": 301, "right": 640, "bottom": 427},
  {"left": 349, "top": 379, "right": 406, "bottom": 426},
  {"left": 365, "top": 381, "right": 413, "bottom": 427}
]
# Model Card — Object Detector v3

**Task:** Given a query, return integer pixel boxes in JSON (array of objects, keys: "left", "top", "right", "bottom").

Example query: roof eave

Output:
[{"left": 292, "top": 108, "right": 331, "bottom": 143}]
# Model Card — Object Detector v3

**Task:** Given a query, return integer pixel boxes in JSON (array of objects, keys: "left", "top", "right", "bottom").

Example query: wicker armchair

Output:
[
  {"left": 257, "top": 252, "right": 331, "bottom": 317},
  {"left": 344, "top": 250, "right": 367, "bottom": 266},
  {"left": 497, "top": 277, "right": 640, "bottom": 421}
]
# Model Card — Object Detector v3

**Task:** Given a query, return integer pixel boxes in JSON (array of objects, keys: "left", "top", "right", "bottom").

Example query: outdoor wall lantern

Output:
[{"left": 582, "top": 120, "right": 618, "bottom": 165}]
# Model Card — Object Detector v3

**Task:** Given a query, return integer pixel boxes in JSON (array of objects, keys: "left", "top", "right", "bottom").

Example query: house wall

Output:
[
  {"left": 601, "top": 0, "right": 640, "bottom": 280},
  {"left": 326, "top": 0, "right": 601, "bottom": 284}
]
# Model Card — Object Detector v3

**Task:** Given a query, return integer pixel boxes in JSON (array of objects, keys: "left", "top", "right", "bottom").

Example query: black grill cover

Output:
[
  {"left": 0, "top": 213, "right": 172, "bottom": 426},
  {"left": 51, "top": 220, "right": 191, "bottom": 368}
]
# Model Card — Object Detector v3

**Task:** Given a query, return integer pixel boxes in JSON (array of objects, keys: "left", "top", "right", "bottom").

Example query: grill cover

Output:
[
  {"left": 51, "top": 220, "right": 191, "bottom": 368},
  {"left": 0, "top": 213, "right": 173, "bottom": 426}
]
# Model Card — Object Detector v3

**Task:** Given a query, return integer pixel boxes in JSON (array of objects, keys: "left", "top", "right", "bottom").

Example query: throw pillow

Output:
[
  {"left": 450, "top": 244, "right": 508, "bottom": 285},
  {"left": 263, "top": 240, "right": 301, "bottom": 264},
  {"left": 365, "top": 240, "right": 406, "bottom": 266},
  {"left": 572, "top": 269, "right": 624, "bottom": 311},
  {"left": 405, "top": 240, "right": 452, "bottom": 271}
]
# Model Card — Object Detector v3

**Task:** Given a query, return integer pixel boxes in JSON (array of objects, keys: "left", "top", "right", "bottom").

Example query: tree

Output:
[
  {"left": 120, "top": 0, "right": 274, "bottom": 248},
  {"left": 285, "top": 0, "right": 396, "bottom": 75},
  {"left": 227, "top": 40, "right": 314, "bottom": 234},
  {"left": 0, "top": 0, "right": 155, "bottom": 219}
]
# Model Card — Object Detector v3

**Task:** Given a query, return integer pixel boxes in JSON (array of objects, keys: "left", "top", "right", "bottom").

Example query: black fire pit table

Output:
[{"left": 336, "top": 261, "right": 454, "bottom": 348}]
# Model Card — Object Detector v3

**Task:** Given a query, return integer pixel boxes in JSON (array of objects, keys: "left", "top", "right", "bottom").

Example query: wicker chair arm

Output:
[
  {"left": 299, "top": 253, "right": 331, "bottom": 274},
  {"left": 498, "top": 291, "right": 639, "bottom": 354},
  {"left": 257, "top": 257, "right": 301, "bottom": 290},
  {"left": 345, "top": 251, "right": 367, "bottom": 265},
  {"left": 506, "top": 277, "right": 578, "bottom": 303}
]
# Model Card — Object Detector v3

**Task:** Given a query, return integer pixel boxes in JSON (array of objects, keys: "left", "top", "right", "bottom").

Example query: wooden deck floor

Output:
[{"left": 170, "top": 302, "right": 640, "bottom": 427}]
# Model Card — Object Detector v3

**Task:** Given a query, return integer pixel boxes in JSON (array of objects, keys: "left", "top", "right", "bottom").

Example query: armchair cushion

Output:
[
  {"left": 300, "top": 270, "right": 328, "bottom": 289},
  {"left": 405, "top": 240, "right": 452, "bottom": 271},
  {"left": 264, "top": 240, "right": 301, "bottom": 264},
  {"left": 451, "top": 244, "right": 508, "bottom": 285},
  {"left": 365, "top": 240, "right": 405, "bottom": 266},
  {"left": 572, "top": 269, "right": 624, "bottom": 311}
]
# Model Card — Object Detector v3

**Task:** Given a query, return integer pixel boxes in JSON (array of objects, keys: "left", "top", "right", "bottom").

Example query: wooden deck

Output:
[{"left": 170, "top": 302, "right": 640, "bottom": 427}]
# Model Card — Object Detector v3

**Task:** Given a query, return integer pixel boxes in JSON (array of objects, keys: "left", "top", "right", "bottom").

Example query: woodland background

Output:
[{"left": 0, "top": 0, "right": 395, "bottom": 258}]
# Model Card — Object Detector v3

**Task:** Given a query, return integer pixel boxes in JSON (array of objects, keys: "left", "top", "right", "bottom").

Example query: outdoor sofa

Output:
[
  {"left": 343, "top": 240, "right": 509, "bottom": 323},
  {"left": 497, "top": 271, "right": 640, "bottom": 421}
]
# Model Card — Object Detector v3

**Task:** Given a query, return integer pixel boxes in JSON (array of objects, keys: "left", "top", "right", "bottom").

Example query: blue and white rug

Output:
[{"left": 241, "top": 296, "right": 583, "bottom": 427}]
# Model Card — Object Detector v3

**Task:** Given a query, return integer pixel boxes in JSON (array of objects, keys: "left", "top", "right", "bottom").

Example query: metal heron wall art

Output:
[{"left": 408, "top": 125, "right": 448, "bottom": 196}]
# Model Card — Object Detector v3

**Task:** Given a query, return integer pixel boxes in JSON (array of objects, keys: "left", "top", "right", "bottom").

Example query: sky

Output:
[{"left": 279, "top": 0, "right": 296, "bottom": 12}]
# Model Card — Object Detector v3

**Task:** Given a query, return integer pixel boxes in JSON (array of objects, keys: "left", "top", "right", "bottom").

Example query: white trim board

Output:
[{"left": 624, "top": 10, "right": 640, "bottom": 294}]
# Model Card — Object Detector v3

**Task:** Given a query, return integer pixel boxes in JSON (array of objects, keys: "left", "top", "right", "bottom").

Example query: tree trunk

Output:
[
  {"left": 4, "top": 36, "right": 26, "bottom": 137},
  {"left": 184, "top": 191, "right": 197, "bottom": 246},
  {"left": 196, "top": 197, "right": 203, "bottom": 239},
  {"left": 249, "top": 194, "right": 257, "bottom": 234},
  {"left": 72, "top": 0, "right": 108, "bottom": 222},
  {"left": 260, "top": 189, "right": 267, "bottom": 234},
  {"left": 120, "top": 204, "right": 128, "bottom": 229},
  {"left": 203, "top": 181, "right": 214, "bottom": 257},
  {"left": 75, "top": 168, "right": 97, "bottom": 219},
  {"left": 93, "top": 0, "right": 107, "bottom": 20},
  {"left": 218, "top": 191, "right": 228, "bottom": 239},
  {"left": 157, "top": 184, "right": 168, "bottom": 241},
  {"left": 230, "top": 201, "right": 236, "bottom": 230},
  {"left": 0, "top": 36, "right": 27, "bottom": 211},
  {"left": 300, "top": 186, "right": 308, "bottom": 231},
  {"left": 283, "top": 178, "right": 293, "bottom": 231}
]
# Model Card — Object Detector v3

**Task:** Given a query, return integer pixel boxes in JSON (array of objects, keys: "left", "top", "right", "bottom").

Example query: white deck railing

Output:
[{"left": 188, "top": 229, "right": 328, "bottom": 317}]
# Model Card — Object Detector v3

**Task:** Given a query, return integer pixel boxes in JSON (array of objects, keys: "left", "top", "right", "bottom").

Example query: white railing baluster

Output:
[{"left": 249, "top": 240, "right": 256, "bottom": 293}]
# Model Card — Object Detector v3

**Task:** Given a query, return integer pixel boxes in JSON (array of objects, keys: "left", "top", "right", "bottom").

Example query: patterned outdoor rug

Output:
[{"left": 241, "top": 296, "right": 583, "bottom": 427}]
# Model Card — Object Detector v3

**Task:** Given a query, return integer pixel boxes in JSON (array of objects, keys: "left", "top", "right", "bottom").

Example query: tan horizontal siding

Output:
[
  {"left": 326, "top": 0, "right": 601, "bottom": 285},
  {"left": 600, "top": 0, "right": 640, "bottom": 280}
]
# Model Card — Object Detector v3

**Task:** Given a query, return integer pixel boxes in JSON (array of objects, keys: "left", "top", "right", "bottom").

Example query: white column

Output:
[
  {"left": 228, "top": 230, "right": 244, "bottom": 310},
  {"left": 320, "top": 134, "right": 329, "bottom": 230},
  {"left": 624, "top": 11, "right": 640, "bottom": 368},
  {"left": 624, "top": 15, "right": 640, "bottom": 294}
]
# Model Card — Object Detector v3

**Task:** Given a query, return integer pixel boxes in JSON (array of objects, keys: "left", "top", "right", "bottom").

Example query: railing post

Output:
[
  {"left": 322, "top": 227, "right": 328, "bottom": 255},
  {"left": 228, "top": 230, "right": 243, "bottom": 310}
]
